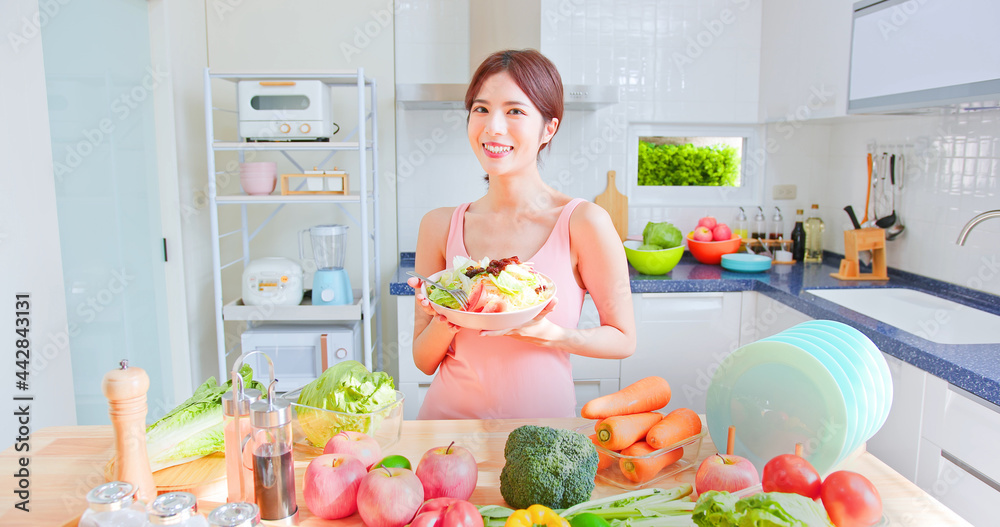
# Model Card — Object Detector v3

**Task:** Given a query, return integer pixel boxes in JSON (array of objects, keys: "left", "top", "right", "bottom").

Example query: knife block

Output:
[{"left": 830, "top": 228, "right": 889, "bottom": 281}]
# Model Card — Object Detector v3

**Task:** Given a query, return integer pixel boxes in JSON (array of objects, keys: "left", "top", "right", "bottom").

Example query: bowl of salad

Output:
[{"left": 419, "top": 256, "right": 557, "bottom": 331}]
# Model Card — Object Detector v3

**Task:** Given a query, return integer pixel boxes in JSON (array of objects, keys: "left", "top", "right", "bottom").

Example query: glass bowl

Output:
[
  {"left": 280, "top": 389, "right": 404, "bottom": 451},
  {"left": 576, "top": 420, "right": 707, "bottom": 490}
]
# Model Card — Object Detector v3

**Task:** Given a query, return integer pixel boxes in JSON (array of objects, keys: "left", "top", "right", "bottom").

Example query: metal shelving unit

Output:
[{"left": 205, "top": 68, "right": 382, "bottom": 378}]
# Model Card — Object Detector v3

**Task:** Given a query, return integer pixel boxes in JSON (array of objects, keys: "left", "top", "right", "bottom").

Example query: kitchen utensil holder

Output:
[
  {"left": 830, "top": 228, "right": 889, "bottom": 281},
  {"left": 280, "top": 171, "right": 349, "bottom": 195}
]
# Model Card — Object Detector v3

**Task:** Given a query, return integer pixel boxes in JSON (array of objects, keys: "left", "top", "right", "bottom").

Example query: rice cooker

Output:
[{"left": 242, "top": 257, "right": 304, "bottom": 306}]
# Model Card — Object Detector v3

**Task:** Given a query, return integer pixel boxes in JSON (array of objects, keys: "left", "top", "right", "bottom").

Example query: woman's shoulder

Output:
[{"left": 567, "top": 199, "right": 614, "bottom": 230}]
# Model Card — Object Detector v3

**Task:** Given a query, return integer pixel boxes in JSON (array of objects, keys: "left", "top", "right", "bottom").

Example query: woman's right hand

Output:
[{"left": 407, "top": 276, "right": 460, "bottom": 333}]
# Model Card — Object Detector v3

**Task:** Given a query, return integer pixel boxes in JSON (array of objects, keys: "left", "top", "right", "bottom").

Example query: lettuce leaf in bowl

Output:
[{"left": 295, "top": 360, "right": 396, "bottom": 447}]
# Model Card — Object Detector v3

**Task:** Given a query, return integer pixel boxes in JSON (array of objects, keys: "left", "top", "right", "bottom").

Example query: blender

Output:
[{"left": 299, "top": 224, "right": 352, "bottom": 305}]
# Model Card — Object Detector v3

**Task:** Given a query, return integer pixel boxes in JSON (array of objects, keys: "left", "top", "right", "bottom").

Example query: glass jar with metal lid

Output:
[
  {"left": 79, "top": 481, "right": 146, "bottom": 527},
  {"left": 207, "top": 503, "right": 260, "bottom": 527},
  {"left": 143, "top": 492, "right": 208, "bottom": 527}
]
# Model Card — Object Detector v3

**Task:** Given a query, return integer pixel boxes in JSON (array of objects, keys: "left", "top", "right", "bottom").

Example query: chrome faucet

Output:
[{"left": 956, "top": 210, "right": 1000, "bottom": 245}]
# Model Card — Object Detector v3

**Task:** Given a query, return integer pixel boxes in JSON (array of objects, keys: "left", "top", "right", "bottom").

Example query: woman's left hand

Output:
[{"left": 479, "top": 297, "right": 562, "bottom": 344}]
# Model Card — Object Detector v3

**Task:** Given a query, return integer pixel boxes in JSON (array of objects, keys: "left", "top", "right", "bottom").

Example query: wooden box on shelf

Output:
[{"left": 280, "top": 168, "right": 349, "bottom": 195}]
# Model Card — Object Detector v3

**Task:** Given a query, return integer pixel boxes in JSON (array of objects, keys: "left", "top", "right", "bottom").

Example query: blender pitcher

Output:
[{"left": 298, "top": 224, "right": 352, "bottom": 305}]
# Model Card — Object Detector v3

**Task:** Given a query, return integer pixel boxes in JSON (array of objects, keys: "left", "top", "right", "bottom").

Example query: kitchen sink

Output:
[{"left": 805, "top": 288, "right": 1000, "bottom": 345}]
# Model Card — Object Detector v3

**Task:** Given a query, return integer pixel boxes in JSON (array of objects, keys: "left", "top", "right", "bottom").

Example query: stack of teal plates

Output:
[{"left": 706, "top": 320, "right": 893, "bottom": 475}]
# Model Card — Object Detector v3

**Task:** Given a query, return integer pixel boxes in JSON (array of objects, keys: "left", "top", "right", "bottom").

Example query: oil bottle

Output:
[
  {"left": 790, "top": 209, "right": 806, "bottom": 262},
  {"left": 804, "top": 204, "right": 825, "bottom": 263}
]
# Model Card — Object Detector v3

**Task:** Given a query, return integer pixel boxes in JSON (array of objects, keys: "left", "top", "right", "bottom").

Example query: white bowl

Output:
[{"left": 419, "top": 270, "right": 556, "bottom": 331}]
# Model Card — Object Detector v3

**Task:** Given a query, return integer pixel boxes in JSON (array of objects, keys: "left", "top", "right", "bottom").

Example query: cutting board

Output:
[
  {"left": 104, "top": 452, "right": 227, "bottom": 497},
  {"left": 595, "top": 170, "right": 628, "bottom": 241}
]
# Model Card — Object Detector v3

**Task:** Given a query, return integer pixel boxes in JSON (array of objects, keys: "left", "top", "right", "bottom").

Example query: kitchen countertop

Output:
[
  {"left": 1, "top": 420, "right": 971, "bottom": 526},
  {"left": 390, "top": 252, "right": 1000, "bottom": 407}
]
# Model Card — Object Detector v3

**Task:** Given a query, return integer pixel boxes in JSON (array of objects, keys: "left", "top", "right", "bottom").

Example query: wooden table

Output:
[{"left": 0, "top": 419, "right": 971, "bottom": 526}]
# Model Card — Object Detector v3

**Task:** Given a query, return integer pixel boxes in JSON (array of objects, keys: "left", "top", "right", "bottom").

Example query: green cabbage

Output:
[
  {"left": 144, "top": 365, "right": 264, "bottom": 472},
  {"left": 295, "top": 360, "right": 396, "bottom": 447},
  {"left": 693, "top": 491, "right": 833, "bottom": 527},
  {"left": 643, "top": 221, "right": 683, "bottom": 249},
  {"left": 637, "top": 243, "right": 664, "bottom": 251}
]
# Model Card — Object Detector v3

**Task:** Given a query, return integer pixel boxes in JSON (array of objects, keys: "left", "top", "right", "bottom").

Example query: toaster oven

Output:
[
  {"left": 241, "top": 322, "right": 361, "bottom": 393},
  {"left": 237, "top": 80, "right": 334, "bottom": 141}
]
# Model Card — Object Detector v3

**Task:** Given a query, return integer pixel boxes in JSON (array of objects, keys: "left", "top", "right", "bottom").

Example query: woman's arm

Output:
[
  {"left": 410, "top": 208, "right": 462, "bottom": 376},
  {"left": 482, "top": 202, "right": 636, "bottom": 359}
]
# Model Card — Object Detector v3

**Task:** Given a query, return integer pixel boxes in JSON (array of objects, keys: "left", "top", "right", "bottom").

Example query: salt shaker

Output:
[
  {"left": 79, "top": 481, "right": 146, "bottom": 527},
  {"left": 222, "top": 376, "right": 261, "bottom": 504},
  {"left": 144, "top": 492, "right": 208, "bottom": 527},
  {"left": 249, "top": 381, "right": 298, "bottom": 524},
  {"left": 207, "top": 503, "right": 260, "bottom": 527},
  {"left": 102, "top": 360, "right": 156, "bottom": 504}
]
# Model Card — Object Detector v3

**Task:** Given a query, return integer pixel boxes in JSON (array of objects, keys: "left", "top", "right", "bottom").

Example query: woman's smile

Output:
[{"left": 483, "top": 142, "right": 513, "bottom": 158}]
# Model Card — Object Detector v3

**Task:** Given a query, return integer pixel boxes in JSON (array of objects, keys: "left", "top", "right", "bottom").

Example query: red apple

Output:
[
  {"left": 323, "top": 431, "right": 381, "bottom": 470},
  {"left": 697, "top": 216, "right": 718, "bottom": 230},
  {"left": 302, "top": 454, "right": 366, "bottom": 520},
  {"left": 357, "top": 467, "right": 424, "bottom": 527},
  {"left": 415, "top": 441, "right": 479, "bottom": 500},
  {"left": 692, "top": 226, "right": 714, "bottom": 242},
  {"left": 695, "top": 453, "right": 760, "bottom": 494},
  {"left": 712, "top": 223, "right": 732, "bottom": 242}
]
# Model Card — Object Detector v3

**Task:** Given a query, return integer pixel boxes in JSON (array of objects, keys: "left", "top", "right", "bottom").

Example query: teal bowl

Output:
[{"left": 623, "top": 241, "right": 684, "bottom": 275}]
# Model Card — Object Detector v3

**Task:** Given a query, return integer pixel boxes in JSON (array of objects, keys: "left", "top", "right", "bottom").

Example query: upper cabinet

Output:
[
  {"left": 758, "top": 0, "right": 854, "bottom": 122},
  {"left": 848, "top": 0, "right": 1000, "bottom": 114}
]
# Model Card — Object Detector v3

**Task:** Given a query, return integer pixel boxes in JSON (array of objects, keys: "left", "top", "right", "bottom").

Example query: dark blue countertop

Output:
[{"left": 390, "top": 252, "right": 1000, "bottom": 407}]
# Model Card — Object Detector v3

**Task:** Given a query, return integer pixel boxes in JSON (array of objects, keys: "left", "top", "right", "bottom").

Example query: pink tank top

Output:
[{"left": 416, "top": 198, "right": 588, "bottom": 419}]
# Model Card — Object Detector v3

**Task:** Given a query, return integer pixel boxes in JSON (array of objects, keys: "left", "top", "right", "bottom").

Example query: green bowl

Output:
[{"left": 623, "top": 241, "right": 684, "bottom": 275}]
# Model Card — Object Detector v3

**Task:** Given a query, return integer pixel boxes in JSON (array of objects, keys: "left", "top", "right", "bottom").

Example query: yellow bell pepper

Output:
[{"left": 504, "top": 504, "right": 570, "bottom": 527}]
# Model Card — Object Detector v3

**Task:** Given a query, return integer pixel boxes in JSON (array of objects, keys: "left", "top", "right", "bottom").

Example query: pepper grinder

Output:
[{"left": 102, "top": 359, "right": 156, "bottom": 505}]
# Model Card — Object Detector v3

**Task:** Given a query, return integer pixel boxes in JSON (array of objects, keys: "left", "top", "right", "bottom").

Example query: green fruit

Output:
[
  {"left": 637, "top": 243, "right": 664, "bottom": 251},
  {"left": 570, "top": 513, "right": 611, "bottom": 527},
  {"left": 373, "top": 454, "right": 411, "bottom": 470}
]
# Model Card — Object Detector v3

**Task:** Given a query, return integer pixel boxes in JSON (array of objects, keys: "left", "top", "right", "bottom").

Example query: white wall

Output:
[{"left": 1, "top": 0, "right": 77, "bottom": 428}]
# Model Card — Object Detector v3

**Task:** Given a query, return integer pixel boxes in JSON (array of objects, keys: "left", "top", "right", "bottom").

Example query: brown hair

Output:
[{"left": 465, "top": 49, "right": 564, "bottom": 154}]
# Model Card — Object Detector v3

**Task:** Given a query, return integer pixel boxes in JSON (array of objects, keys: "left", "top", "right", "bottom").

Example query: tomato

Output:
[
  {"left": 820, "top": 471, "right": 882, "bottom": 527},
  {"left": 761, "top": 454, "right": 821, "bottom": 499},
  {"left": 569, "top": 513, "right": 611, "bottom": 527}
]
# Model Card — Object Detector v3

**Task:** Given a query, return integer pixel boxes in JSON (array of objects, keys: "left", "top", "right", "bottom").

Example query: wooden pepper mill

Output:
[{"left": 101, "top": 359, "right": 156, "bottom": 504}]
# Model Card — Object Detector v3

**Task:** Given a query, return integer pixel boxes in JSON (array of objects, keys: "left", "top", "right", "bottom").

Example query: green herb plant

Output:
[{"left": 638, "top": 140, "right": 741, "bottom": 187}]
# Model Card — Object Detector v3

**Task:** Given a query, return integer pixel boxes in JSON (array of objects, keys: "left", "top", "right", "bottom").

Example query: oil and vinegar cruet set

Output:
[{"left": 95, "top": 351, "right": 294, "bottom": 527}]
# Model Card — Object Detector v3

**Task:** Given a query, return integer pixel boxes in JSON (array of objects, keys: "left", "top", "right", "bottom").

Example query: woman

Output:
[{"left": 407, "top": 49, "right": 636, "bottom": 419}]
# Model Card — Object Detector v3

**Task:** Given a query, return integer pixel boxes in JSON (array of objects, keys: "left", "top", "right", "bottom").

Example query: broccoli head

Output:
[{"left": 499, "top": 425, "right": 599, "bottom": 510}]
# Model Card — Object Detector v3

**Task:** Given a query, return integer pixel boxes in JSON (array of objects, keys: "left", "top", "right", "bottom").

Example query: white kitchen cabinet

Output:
[
  {"left": 624, "top": 292, "right": 742, "bottom": 414},
  {"left": 740, "top": 292, "right": 813, "bottom": 344},
  {"left": 572, "top": 295, "right": 621, "bottom": 416},
  {"left": 866, "top": 353, "right": 928, "bottom": 482}
]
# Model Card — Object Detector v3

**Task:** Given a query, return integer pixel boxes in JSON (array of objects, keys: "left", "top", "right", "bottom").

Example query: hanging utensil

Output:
[
  {"left": 862, "top": 153, "right": 873, "bottom": 225},
  {"left": 876, "top": 153, "right": 897, "bottom": 228},
  {"left": 886, "top": 153, "right": 906, "bottom": 240}
]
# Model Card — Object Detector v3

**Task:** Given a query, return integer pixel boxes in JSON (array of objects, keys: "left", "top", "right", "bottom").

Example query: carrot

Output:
[
  {"left": 594, "top": 412, "right": 664, "bottom": 451},
  {"left": 619, "top": 440, "right": 684, "bottom": 483},
  {"left": 581, "top": 376, "right": 671, "bottom": 419},
  {"left": 646, "top": 407, "right": 703, "bottom": 450},
  {"left": 589, "top": 434, "right": 615, "bottom": 471}
]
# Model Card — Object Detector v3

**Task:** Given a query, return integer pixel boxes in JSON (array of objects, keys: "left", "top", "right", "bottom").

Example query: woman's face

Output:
[{"left": 467, "top": 72, "right": 558, "bottom": 177}]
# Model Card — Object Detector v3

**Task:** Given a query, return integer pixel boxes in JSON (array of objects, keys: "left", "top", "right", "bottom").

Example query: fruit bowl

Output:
[
  {"left": 420, "top": 270, "right": 556, "bottom": 331},
  {"left": 686, "top": 233, "right": 742, "bottom": 265},
  {"left": 623, "top": 241, "right": 684, "bottom": 275},
  {"left": 281, "top": 389, "right": 405, "bottom": 451},
  {"left": 576, "top": 421, "right": 707, "bottom": 490}
]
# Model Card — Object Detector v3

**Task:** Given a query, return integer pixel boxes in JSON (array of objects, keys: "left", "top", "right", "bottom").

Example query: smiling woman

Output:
[{"left": 407, "top": 49, "right": 637, "bottom": 420}]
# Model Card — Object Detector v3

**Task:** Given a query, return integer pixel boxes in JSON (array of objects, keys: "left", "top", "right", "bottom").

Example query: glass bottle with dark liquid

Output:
[
  {"left": 249, "top": 381, "right": 298, "bottom": 524},
  {"left": 769, "top": 206, "right": 784, "bottom": 240}
]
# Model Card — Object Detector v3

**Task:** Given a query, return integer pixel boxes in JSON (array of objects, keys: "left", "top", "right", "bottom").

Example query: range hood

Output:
[{"left": 396, "top": 1, "right": 619, "bottom": 111}]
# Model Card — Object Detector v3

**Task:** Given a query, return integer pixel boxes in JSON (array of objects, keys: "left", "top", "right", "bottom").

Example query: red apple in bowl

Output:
[
  {"left": 323, "top": 431, "right": 381, "bottom": 470},
  {"left": 698, "top": 216, "right": 718, "bottom": 230},
  {"left": 712, "top": 223, "right": 732, "bottom": 242},
  {"left": 357, "top": 466, "right": 424, "bottom": 527},
  {"left": 415, "top": 441, "right": 479, "bottom": 500},
  {"left": 692, "top": 226, "right": 714, "bottom": 242},
  {"left": 695, "top": 453, "right": 760, "bottom": 494},
  {"left": 302, "top": 454, "right": 366, "bottom": 520}
]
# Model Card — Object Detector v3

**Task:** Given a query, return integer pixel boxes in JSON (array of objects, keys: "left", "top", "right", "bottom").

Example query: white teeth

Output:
[{"left": 484, "top": 144, "right": 512, "bottom": 154}]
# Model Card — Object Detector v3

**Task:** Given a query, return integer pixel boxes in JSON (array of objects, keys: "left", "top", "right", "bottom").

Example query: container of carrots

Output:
[{"left": 576, "top": 376, "right": 709, "bottom": 490}]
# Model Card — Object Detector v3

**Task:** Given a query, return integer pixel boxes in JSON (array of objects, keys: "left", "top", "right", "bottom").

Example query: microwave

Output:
[
  {"left": 237, "top": 80, "right": 334, "bottom": 141},
  {"left": 241, "top": 322, "right": 361, "bottom": 393}
]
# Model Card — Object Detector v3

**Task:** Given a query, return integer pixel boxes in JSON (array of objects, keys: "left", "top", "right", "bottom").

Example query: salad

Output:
[{"left": 426, "top": 256, "right": 554, "bottom": 313}]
